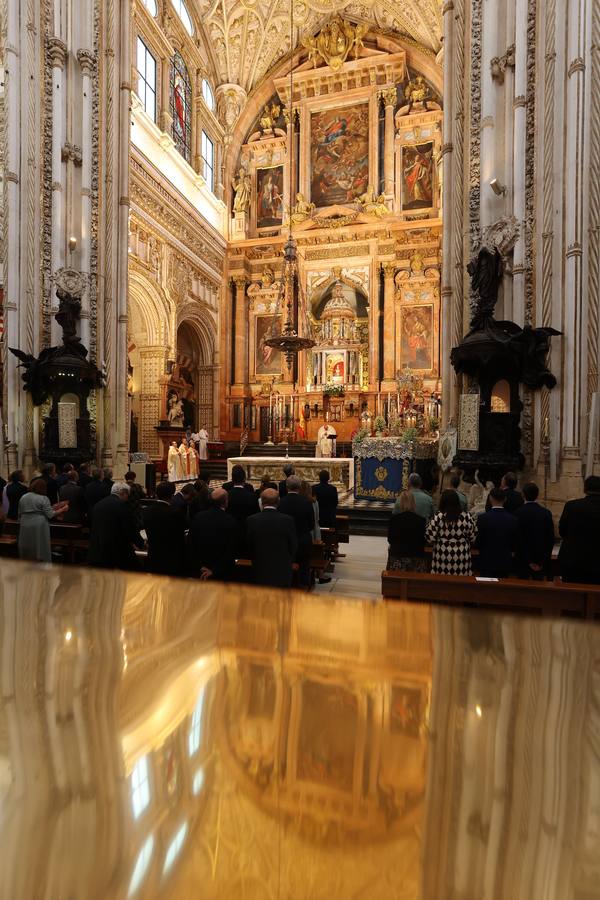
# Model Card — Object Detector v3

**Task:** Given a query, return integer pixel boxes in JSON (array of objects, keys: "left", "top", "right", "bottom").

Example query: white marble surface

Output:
[
  {"left": 313, "top": 535, "right": 387, "bottom": 600},
  {"left": 228, "top": 456, "right": 354, "bottom": 489}
]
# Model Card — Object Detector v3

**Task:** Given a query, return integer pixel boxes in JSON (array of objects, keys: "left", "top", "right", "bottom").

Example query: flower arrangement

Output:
[
  {"left": 401, "top": 426, "right": 419, "bottom": 443},
  {"left": 353, "top": 427, "right": 370, "bottom": 444},
  {"left": 374, "top": 415, "right": 387, "bottom": 434},
  {"left": 323, "top": 384, "right": 345, "bottom": 397}
]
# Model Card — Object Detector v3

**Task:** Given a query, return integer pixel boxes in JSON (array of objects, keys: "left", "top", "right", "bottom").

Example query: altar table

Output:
[{"left": 228, "top": 456, "right": 354, "bottom": 490}]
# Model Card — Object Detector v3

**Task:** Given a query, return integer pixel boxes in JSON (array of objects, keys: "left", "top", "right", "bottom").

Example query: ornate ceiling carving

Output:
[{"left": 192, "top": 0, "right": 443, "bottom": 93}]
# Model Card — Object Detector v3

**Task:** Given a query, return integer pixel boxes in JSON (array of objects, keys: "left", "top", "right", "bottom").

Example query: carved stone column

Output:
[
  {"left": 379, "top": 87, "right": 397, "bottom": 199},
  {"left": 77, "top": 49, "right": 96, "bottom": 349},
  {"left": 381, "top": 263, "right": 397, "bottom": 385},
  {"left": 160, "top": 57, "right": 173, "bottom": 135},
  {"left": 233, "top": 276, "right": 248, "bottom": 390},
  {"left": 48, "top": 37, "right": 68, "bottom": 347}
]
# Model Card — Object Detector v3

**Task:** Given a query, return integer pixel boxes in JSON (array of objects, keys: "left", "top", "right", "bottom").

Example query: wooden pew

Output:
[
  {"left": 335, "top": 514, "right": 350, "bottom": 544},
  {"left": 381, "top": 570, "right": 600, "bottom": 619}
]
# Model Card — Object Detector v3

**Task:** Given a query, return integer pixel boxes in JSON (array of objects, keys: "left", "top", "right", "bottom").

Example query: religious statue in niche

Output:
[
  {"left": 167, "top": 391, "right": 185, "bottom": 427},
  {"left": 401, "top": 142, "right": 434, "bottom": 210},
  {"left": 256, "top": 315, "right": 281, "bottom": 376},
  {"left": 259, "top": 101, "right": 281, "bottom": 134},
  {"left": 401, "top": 306, "right": 433, "bottom": 371},
  {"left": 310, "top": 104, "right": 369, "bottom": 207},
  {"left": 256, "top": 167, "right": 284, "bottom": 228},
  {"left": 233, "top": 165, "right": 251, "bottom": 214},
  {"left": 302, "top": 16, "right": 368, "bottom": 71}
]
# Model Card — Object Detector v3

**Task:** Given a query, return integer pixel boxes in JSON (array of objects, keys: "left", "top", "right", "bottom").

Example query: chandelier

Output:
[{"left": 264, "top": 0, "right": 315, "bottom": 369}]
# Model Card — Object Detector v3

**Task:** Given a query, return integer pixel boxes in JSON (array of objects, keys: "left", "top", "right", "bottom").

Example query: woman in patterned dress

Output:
[{"left": 425, "top": 489, "right": 477, "bottom": 576}]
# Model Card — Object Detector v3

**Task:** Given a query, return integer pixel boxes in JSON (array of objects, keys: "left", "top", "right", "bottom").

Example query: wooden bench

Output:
[
  {"left": 381, "top": 570, "right": 600, "bottom": 619},
  {"left": 0, "top": 534, "right": 18, "bottom": 557}
]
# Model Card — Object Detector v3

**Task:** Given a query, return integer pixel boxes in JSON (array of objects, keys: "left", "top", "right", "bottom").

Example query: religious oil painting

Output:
[
  {"left": 401, "top": 141, "right": 434, "bottom": 210},
  {"left": 400, "top": 305, "right": 434, "bottom": 371},
  {"left": 310, "top": 103, "right": 370, "bottom": 207},
  {"left": 256, "top": 166, "right": 284, "bottom": 228},
  {"left": 297, "top": 681, "right": 358, "bottom": 792},
  {"left": 255, "top": 315, "right": 281, "bottom": 376}
]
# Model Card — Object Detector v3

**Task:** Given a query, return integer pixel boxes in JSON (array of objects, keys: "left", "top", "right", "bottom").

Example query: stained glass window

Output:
[{"left": 170, "top": 51, "right": 192, "bottom": 163}]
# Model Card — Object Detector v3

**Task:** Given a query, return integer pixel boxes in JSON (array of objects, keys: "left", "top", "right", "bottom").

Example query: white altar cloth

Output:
[{"left": 227, "top": 456, "right": 354, "bottom": 490}]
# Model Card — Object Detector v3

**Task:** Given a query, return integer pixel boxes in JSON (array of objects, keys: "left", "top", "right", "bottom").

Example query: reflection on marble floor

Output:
[
  {"left": 0, "top": 560, "right": 599, "bottom": 899},
  {"left": 313, "top": 534, "right": 388, "bottom": 600}
]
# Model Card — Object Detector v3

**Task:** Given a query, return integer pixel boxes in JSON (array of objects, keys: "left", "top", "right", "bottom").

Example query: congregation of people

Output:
[
  {"left": 1, "top": 457, "right": 599, "bottom": 589},
  {"left": 0, "top": 461, "right": 339, "bottom": 589},
  {"left": 388, "top": 470, "right": 600, "bottom": 584}
]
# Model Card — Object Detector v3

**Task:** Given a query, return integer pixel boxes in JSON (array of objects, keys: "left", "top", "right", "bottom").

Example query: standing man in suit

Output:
[
  {"left": 223, "top": 464, "right": 255, "bottom": 493},
  {"left": 312, "top": 470, "right": 338, "bottom": 527},
  {"left": 514, "top": 482, "right": 555, "bottom": 579},
  {"left": 278, "top": 464, "right": 295, "bottom": 498},
  {"left": 227, "top": 465, "right": 259, "bottom": 556},
  {"left": 476, "top": 487, "right": 518, "bottom": 578},
  {"left": 6, "top": 471, "right": 29, "bottom": 520},
  {"left": 40, "top": 463, "right": 60, "bottom": 504},
  {"left": 88, "top": 482, "right": 145, "bottom": 570},
  {"left": 187, "top": 488, "right": 237, "bottom": 581},
  {"left": 143, "top": 481, "right": 186, "bottom": 576},
  {"left": 59, "top": 470, "right": 87, "bottom": 524},
  {"left": 558, "top": 475, "right": 600, "bottom": 584},
  {"left": 84, "top": 467, "right": 111, "bottom": 518},
  {"left": 279, "top": 475, "right": 315, "bottom": 588},
  {"left": 246, "top": 489, "right": 297, "bottom": 588}
]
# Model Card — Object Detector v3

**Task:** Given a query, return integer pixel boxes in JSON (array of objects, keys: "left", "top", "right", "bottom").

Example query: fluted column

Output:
[
  {"left": 233, "top": 276, "right": 248, "bottom": 388},
  {"left": 77, "top": 49, "right": 95, "bottom": 349},
  {"left": 381, "top": 263, "right": 396, "bottom": 385},
  {"left": 47, "top": 37, "right": 68, "bottom": 347},
  {"left": 378, "top": 87, "right": 397, "bottom": 199}
]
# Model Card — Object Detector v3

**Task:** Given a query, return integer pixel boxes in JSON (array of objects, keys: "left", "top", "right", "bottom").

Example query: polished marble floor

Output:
[{"left": 1, "top": 560, "right": 599, "bottom": 899}]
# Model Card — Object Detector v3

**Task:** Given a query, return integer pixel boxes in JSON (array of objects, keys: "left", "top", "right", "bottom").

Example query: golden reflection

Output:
[{"left": 0, "top": 561, "right": 599, "bottom": 898}]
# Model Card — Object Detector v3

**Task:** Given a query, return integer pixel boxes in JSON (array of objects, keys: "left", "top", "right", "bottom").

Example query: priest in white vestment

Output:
[
  {"left": 196, "top": 427, "right": 209, "bottom": 460},
  {"left": 168, "top": 441, "right": 183, "bottom": 482},
  {"left": 316, "top": 423, "right": 337, "bottom": 458}
]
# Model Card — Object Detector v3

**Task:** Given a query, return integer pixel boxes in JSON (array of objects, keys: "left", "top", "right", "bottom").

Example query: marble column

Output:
[
  {"left": 441, "top": 0, "right": 456, "bottom": 427},
  {"left": 511, "top": 0, "right": 528, "bottom": 326},
  {"left": 47, "top": 37, "right": 68, "bottom": 348},
  {"left": 381, "top": 263, "right": 396, "bottom": 385},
  {"left": 378, "top": 87, "right": 397, "bottom": 200},
  {"left": 77, "top": 49, "right": 96, "bottom": 349},
  {"left": 233, "top": 276, "right": 248, "bottom": 389},
  {"left": 159, "top": 57, "right": 172, "bottom": 135}
]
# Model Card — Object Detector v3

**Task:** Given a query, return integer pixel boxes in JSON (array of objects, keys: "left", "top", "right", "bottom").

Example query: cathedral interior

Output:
[{"left": 2, "top": 1, "right": 600, "bottom": 898}]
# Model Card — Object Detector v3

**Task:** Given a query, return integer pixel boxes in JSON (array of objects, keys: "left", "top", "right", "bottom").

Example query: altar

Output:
[
  {"left": 228, "top": 456, "right": 354, "bottom": 490},
  {"left": 353, "top": 436, "right": 438, "bottom": 500}
]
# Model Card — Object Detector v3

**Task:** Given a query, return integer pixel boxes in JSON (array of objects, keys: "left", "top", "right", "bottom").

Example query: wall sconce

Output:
[
  {"left": 489, "top": 178, "right": 507, "bottom": 196},
  {"left": 68, "top": 236, "right": 77, "bottom": 252}
]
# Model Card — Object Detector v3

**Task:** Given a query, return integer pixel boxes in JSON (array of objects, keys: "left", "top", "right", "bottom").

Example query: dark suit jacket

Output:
[
  {"left": 387, "top": 511, "right": 426, "bottom": 559},
  {"left": 143, "top": 501, "right": 187, "bottom": 576},
  {"left": 222, "top": 481, "right": 254, "bottom": 493},
  {"left": 246, "top": 509, "right": 298, "bottom": 587},
  {"left": 78, "top": 473, "right": 93, "bottom": 490},
  {"left": 486, "top": 487, "right": 524, "bottom": 514},
  {"left": 278, "top": 479, "right": 288, "bottom": 498},
  {"left": 476, "top": 508, "right": 518, "bottom": 576},
  {"left": 88, "top": 494, "right": 144, "bottom": 570},
  {"left": 312, "top": 482, "right": 339, "bottom": 527},
  {"left": 227, "top": 486, "right": 260, "bottom": 556},
  {"left": 558, "top": 494, "right": 600, "bottom": 583},
  {"left": 59, "top": 482, "right": 86, "bottom": 524},
  {"left": 278, "top": 493, "right": 315, "bottom": 564},
  {"left": 514, "top": 502, "right": 555, "bottom": 574},
  {"left": 188, "top": 507, "right": 237, "bottom": 580},
  {"left": 41, "top": 475, "right": 59, "bottom": 505},
  {"left": 7, "top": 482, "right": 28, "bottom": 520},
  {"left": 255, "top": 482, "right": 277, "bottom": 499},
  {"left": 85, "top": 479, "right": 110, "bottom": 516}
]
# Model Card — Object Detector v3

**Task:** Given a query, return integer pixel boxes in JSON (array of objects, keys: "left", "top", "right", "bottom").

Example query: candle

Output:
[{"left": 543, "top": 416, "right": 549, "bottom": 438}]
